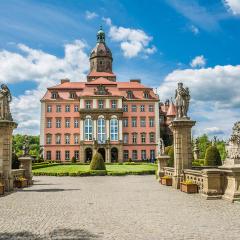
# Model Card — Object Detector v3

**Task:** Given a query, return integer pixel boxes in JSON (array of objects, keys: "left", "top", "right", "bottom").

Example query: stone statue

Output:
[
  {"left": 175, "top": 82, "right": 190, "bottom": 119},
  {"left": 224, "top": 122, "right": 240, "bottom": 165},
  {"left": 0, "top": 84, "right": 13, "bottom": 121},
  {"left": 193, "top": 139, "right": 200, "bottom": 160},
  {"left": 22, "top": 135, "right": 30, "bottom": 156},
  {"left": 157, "top": 138, "right": 165, "bottom": 156}
]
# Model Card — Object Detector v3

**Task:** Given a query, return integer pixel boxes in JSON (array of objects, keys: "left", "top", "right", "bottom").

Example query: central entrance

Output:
[
  {"left": 85, "top": 148, "right": 93, "bottom": 163},
  {"left": 98, "top": 148, "right": 106, "bottom": 162}
]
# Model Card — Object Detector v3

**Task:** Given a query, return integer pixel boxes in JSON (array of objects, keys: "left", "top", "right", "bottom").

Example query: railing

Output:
[
  {"left": 12, "top": 169, "right": 25, "bottom": 180},
  {"left": 183, "top": 169, "right": 204, "bottom": 192},
  {"left": 163, "top": 167, "right": 174, "bottom": 177}
]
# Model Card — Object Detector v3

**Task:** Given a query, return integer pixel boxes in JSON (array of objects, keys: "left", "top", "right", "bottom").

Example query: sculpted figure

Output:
[
  {"left": 22, "top": 135, "right": 30, "bottom": 156},
  {"left": 0, "top": 84, "right": 13, "bottom": 121},
  {"left": 175, "top": 82, "right": 190, "bottom": 119},
  {"left": 157, "top": 138, "right": 165, "bottom": 156}
]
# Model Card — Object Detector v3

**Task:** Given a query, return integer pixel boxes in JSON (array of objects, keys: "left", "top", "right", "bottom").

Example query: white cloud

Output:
[
  {"left": 158, "top": 65, "right": 240, "bottom": 138},
  {"left": 190, "top": 55, "right": 206, "bottom": 68},
  {"left": 189, "top": 25, "right": 199, "bottom": 35},
  {"left": 224, "top": 0, "right": 240, "bottom": 15},
  {"left": 103, "top": 17, "right": 156, "bottom": 58},
  {"left": 0, "top": 40, "right": 89, "bottom": 135},
  {"left": 205, "top": 127, "right": 224, "bottom": 135},
  {"left": 85, "top": 11, "right": 98, "bottom": 20}
]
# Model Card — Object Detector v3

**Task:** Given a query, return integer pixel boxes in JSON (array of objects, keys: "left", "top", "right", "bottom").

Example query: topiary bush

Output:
[
  {"left": 90, "top": 152, "right": 106, "bottom": 170},
  {"left": 165, "top": 145, "right": 174, "bottom": 167},
  {"left": 71, "top": 156, "right": 77, "bottom": 163},
  {"left": 204, "top": 146, "right": 222, "bottom": 166}
]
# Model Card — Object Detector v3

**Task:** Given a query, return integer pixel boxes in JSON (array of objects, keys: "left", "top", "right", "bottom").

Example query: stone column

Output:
[
  {"left": 170, "top": 119, "right": 196, "bottom": 189},
  {"left": 93, "top": 120, "right": 97, "bottom": 140},
  {"left": 118, "top": 143, "right": 123, "bottom": 163},
  {"left": 157, "top": 155, "right": 170, "bottom": 179},
  {"left": 19, "top": 156, "right": 33, "bottom": 185},
  {"left": 0, "top": 120, "right": 17, "bottom": 192},
  {"left": 79, "top": 142, "right": 84, "bottom": 163},
  {"left": 106, "top": 146, "right": 110, "bottom": 163},
  {"left": 80, "top": 120, "right": 84, "bottom": 141},
  {"left": 106, "top": 119, "right": 110, "bottom": 140},
  {"left": 119, "top": 119, "right": 123, "bottom": 141}
]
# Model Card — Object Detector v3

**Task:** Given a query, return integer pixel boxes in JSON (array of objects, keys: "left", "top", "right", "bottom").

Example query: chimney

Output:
[
  {"left": 130, "top": 79, "right": 141, "bottom": 83},
  {"left": 61, "top": 78, "right": 70, "bottom": 84}
]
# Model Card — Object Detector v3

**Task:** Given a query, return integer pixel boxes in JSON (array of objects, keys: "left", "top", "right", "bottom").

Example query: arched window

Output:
[
  {"left": 97, "top": 117, "right": 106, "bottom": 143},
  {"left": 84, "top": 118, "right": 93, "bottom": 141},
  {"left": 110, "top": 118, "right": 118, "bottom": 141}
]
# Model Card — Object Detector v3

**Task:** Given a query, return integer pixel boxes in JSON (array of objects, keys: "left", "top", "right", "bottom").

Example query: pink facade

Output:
[{"left": 40, "top": 27, "right": 162, "bottom": 162}]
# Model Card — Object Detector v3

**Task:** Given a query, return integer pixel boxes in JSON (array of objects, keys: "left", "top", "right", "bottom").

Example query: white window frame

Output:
[
  {"left": 56, "top": 119, "right": 61, "bottom": 128},
  {"left": 65, "top": 135, "right": 70, "bottom": 144},
  {"left": 65, "top": 151, "right": 70, "bottom": 160},
  {"left": 84, "top": 118, "right": 93, "bottom": 141},
  {"left": 140, "top": 105, "right": 145, "bottom": 112},
  {"left": 74, "top": 119, "right": 79, "bottom": 128},
  {"left": 97, "top": 117, "right": 106, "bottom": 143},
  {"left": 47, "top": 119, "right": 52, "bottom": 128},
  {"left": 65, "top": 119, "right": 70, "bottom": 128},
  {"left": 47, "top": 105, "right": 52, "bottom": 112},
  {"left": 56, "top": 105, "right": 61, "bottom": 112},
  {"left": 110, "top": 118, "right": 118, "bottom": 141},
  {"left": 74, "top": 105, "right": 79, "bottom": 112},
  {"left": 65, "top": 105, "right": 70, "bottom": 112},
  {"left": 56, "top": 135, "right": 61, "bottom": 144}
]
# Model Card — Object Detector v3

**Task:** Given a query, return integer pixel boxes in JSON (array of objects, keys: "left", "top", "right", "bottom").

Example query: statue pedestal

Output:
[
  {"left": 0, "top": 120, "right": 18, "bottom": 192},
  {"left": 19, "top": 156, "right": 33, "bottom": 185},
  {"left": 170, "top": 119, "right": 196, "bottom": 189},
  {"left": 157, "top": 155, "right": 170, "bottom": 178}
]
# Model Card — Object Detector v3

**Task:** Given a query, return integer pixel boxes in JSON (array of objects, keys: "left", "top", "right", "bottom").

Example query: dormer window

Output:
[
  {"left": 69, "top": 92, "right": 76, "bottom": 99},
  {"left": 127, "top": 90, "right": 133, "bottom": 99},
  {"left": 144, "top": 91, "right": 149, "bottom": 99},
  {"left": 51, "top": 92, "right": 58, "bottom": 99}
]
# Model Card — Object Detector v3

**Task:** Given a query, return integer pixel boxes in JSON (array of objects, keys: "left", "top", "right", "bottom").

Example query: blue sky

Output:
[{"left": 0, "top": 0, "right": 240, "bottom": 138}]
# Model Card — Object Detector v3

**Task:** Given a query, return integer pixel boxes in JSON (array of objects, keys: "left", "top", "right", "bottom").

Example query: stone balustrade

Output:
[
  {"left": 163, "top": 167, "right": 174, "bottom": 177},
  {"left": 12, "top": 169, "right": 25, "bottom": 179},
  {"left": 182, "top": 169, "right": 204, "bottom": 192}
]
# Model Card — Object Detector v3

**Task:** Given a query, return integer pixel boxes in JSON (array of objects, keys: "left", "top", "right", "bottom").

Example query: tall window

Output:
[
  {"left": 110, "top": 118, "right": 118, "bottom": 141},
  {"left": 74, "top": 119, "right": 79, "bottom": 128},
  {"left": 149, "top": 105, "right": 154, "bottom": 112},
  {"left": 47, "top": 105, "right": 52, "bottom": 112},
  {"left": 84, "top": 118, "right": 93, "bottom": 141},
  {"left": 150, "top": 150, "right": 155, "bottom": 160},
  {"left": 74, "top": 150, "right": 79, "bottom": 160},
  {"left": 132, "top": 133, "right": 137, "bottom": 144},
  {"left": 98, "top": 100, "right": 104, "bottom": 109},
  {"left": 56, "top": 134, "right": 61, "bottom": 144},
  {"left": 140, "top": 117, "right": 146, "bottom": 127},
  {"left": 46, "top": 134, "right": 52, "bottom": 144},
  {"left": 132, "top": 150, "right": 138, "bottom": 160},
  {"left": 141, "top": 150, "right": 147, "bottom": 160},
  {"left": 123, "top": 133, "right": 129, "bottom": 144},
  {"left": 123, "top": 105, "right": 128, "bottom": 112},
  {"left": 98, "top": 117, "right": 106, "bottom": 143},
  {"left": 131, "top": 105, "right": 137, "bottom": 112},
  {"left": 69, "top": 92, "right": 76, "bottom": 99},
  {"left": 74, "top": 134, "right": 79, "bottom": 144},
  {"left": 65, "top": 104, "right": 70, "bottom": 112},
  {"left": 127, "top": 91, "right": 133, "bottom": 99},
  {"left": 74, "top": 105, "right": 79, "bottom": 112},
  {"left": 65, "top": 134, "right": 70, "bottom": 144},
  {"left": 47, "top": 119, "right": 52, "bottom": 128},
  {"left": 149, "top": 132, "right": 155, "bottom": 143},
  {"left": 123, "top": 150, "right": 129, "bottom": 161},
  {"left": 140, "top": 105, "right": 145, "bottom": 112},
  {"left": 141, "top": 133, "right": 146, "bottom": 143},
  {"left": 123, "top": 118, "right": 128, "bottom": 127},
  {"left": 56, "top": 105, "right": 61, "bottom": 112},
  {"left": 86, "top": 100, "right": 91, "bottom": 109},
  {"left": 144, "top": 91, "right": 149, "bottom": 99},
  {"left": 56, "top": 151, "right": 61, "bottom": 161},
  {"left": 111, "top": 100, "right": 117, "bottom": 109},
  {"left": 46, "top": 151, "right": 51, "bottom": 160},
  {"left": 65, "top": 118, "right": 70, "bottom": 128},
  {"left": 56, "top": 118, "right": 61, "bottom": 128},
  {"left": 149, "top": 117, "right": 154, "bottom": 127},
  {"left": 51, "top": 92, "right": 58, "bottom": 99},
  {"left": 65, "top": 151, "right": 70, "bottom": 160},
  {"left": 131, "top": 117, "right": 137, "bottom": 127}
]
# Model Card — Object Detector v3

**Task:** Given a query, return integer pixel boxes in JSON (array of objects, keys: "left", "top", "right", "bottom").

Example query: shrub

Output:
[
  {"left": 204, "top": 146, "right": 222, "bottom": 166},
  {"left": 89, "top": 152, "right": 106, "bottom": 170},
  {"left": 71, "top": 156, "right": 77, "bottom": 163},
  {"left": 165, "top": 145, "right": 174, "bottom": 167}
]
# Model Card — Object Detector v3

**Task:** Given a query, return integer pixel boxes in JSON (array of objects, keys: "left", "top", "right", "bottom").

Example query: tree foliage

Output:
[
  {"left": 204, "top": 145, "right": 222, "bottom": 166},
  {"left": 13, "top": 134, "right": 40, "bottom": 158},
  {"left": 90, "top": 152, "right": 106, "bottom": 170},
  {"left": 165, "top": 145, "right": 174, "bottom": 167}
]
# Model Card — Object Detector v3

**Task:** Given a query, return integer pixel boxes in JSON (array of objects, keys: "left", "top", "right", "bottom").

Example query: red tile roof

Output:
[
  {"left": 166, "top": 102, "right": 176, "bottom": 116},
  {"left": 87, "top": 71, "right": 116, "bottom": 77}
]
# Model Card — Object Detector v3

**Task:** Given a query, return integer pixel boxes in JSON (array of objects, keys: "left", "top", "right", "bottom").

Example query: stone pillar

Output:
[
  {"left": 19, "top": 156, "right": 33, "bottom": 185},
  {"left": 118, "top": 143, "right": 123, "bottom": 163},
  {"left": 93, "top": 120, "right": 97, "bottom": 140},
  {"left": 106, "top": 119, "right": 110, "bottom": 140},
  {"left": 157, "top": 155, "right": 170, "bottom": 179},
  {"left": 79, "top": 143, "right": 84, "bottom": 163},
  {"left": 106, "top": 146, "right": 110, "bottom": 163},
  {"left": 0, "top": 120, "right": 17, "bottom": 192},
  {"left": 201, "top": 169, "right": 223, "bottom": 199},
  {"left": 119, "top": 119, "right": 123, "bottom": 141},
  {"left": 170, "top": 119, "right": 196, "bottom": 189},
  {"left": 80, "top": 120, "right": 84, "bottom": 141}
]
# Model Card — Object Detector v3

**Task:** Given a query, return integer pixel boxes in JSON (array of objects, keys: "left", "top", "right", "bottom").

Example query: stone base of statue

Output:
[
  {"left": 157, "top": 155, "right": 170, "bottom": 179},
  {"left": 170, "top": 118, "right": 196, "bottom": 189},
  {"left": 0, "top": 120, "right": 18, "bottom": 192},
  {"left": 19, "top": 156, "right": 33, "bottom": 185}
]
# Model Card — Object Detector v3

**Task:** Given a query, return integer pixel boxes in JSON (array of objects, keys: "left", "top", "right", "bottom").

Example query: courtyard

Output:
[{"left": 1, "top": 175, "right": 240, "bottom": 240}]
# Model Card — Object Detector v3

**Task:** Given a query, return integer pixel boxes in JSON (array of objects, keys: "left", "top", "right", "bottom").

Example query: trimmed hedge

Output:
[
  {"left": 204, "top": 146, "right": 222, "bottom": 166},
  {"left": 90, "top": 152, "right": 106, "bottom": 170}
]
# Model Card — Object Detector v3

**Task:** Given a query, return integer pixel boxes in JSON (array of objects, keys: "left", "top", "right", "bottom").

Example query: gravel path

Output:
[{"left": 1, "top": 175, "right": 240, "bottom": 240}]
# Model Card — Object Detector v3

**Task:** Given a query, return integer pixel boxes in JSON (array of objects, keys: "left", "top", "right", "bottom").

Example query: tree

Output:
[
  {"left": 90, "top": 152, "right": 106, "bottom": 170},
  {"left": 204, "top": 145, "right": 222, "bottom": 166},
  {"left": 197, "top": 134, "right": 211, "bottom": 159},
  {"left": 165, "top": 145, "right": 174, "bottom": 167}
]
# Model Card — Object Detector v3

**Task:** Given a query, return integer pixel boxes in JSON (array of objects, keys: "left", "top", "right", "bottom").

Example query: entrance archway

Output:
[
  {"left": 85, "top": 148, "right": 92, "bottom": 163},
  {"left": 98, "top": 148, "right": 106, "bottom": 162},
  {"left": 111, "top": 147, "right": 118, "bottom": 162}
]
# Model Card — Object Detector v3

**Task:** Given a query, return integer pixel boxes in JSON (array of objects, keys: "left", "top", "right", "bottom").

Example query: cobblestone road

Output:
[{"left": 1, "top": 176, "right": 240, "bottom": 240}]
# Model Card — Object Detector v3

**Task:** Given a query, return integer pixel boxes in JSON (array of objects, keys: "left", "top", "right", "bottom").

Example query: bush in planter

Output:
[
  {"left": 204, "top": 146, "right": 222, "bottom": 166},
  {"left": 90, "top": 152, "right": 106, "bottom": 170},
  {"left": 71, "top": 156, "right": 77, "bottom": 163}
]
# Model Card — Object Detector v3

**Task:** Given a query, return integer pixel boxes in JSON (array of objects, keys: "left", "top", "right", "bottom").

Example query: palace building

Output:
[{"left": 40, "top": 27, "right": 175, "bottom": 162}]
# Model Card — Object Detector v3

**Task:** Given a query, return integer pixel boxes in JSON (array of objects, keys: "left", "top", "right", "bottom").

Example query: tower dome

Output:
[{"left": 88, "top": 26, "right": 116, "bottom": 82}]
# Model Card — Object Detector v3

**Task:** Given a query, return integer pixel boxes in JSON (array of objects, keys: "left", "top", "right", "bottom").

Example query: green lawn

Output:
[{"left": 32, "top": 163, "right": 157, "bottom": 176}]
